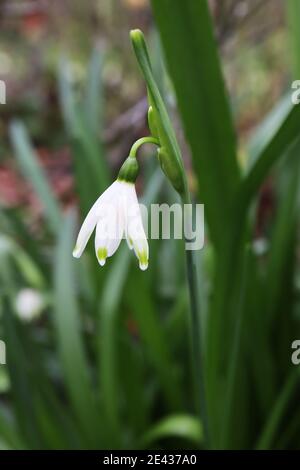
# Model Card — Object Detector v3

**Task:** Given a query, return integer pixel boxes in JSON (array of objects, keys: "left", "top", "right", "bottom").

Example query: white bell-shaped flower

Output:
[{"left": 73, "top": 168, "right": 149, "bottom": 270}]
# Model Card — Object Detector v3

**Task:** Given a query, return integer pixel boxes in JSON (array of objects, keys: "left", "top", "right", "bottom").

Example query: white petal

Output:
[
  {"left": 125, "top": 185, "right": 149, "bottom": 270},
  {"left": 94, "top": 193, "right": 125, "bottom": 266},
  {"left": 72, "top": 181, "right": 120, "bottom": 258}
]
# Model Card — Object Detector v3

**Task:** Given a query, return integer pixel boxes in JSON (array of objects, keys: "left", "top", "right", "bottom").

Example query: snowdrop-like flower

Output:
[{"left": 72, "top": 156, "right": 149, "bottom": 270}]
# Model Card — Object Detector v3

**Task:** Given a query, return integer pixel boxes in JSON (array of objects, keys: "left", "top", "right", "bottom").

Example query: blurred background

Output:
[
  {"left": 0, "top": 0, "right": 290, "bottom": 236},
  {"left": 0, "top": 0, "right": 299, "bottom": 450}
]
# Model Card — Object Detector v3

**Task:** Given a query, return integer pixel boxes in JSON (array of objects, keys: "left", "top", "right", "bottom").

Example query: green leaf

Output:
[
  {"left": 207, "top": 96, "right": 300, "bottom": 445},
  {"left": 264, "top": 140, "right": 300, "bottom": 324},
  {"left": 256, "top": 371, "right": 298, "bottom": 450},
  {"left": 150, "top": 0, "right": 240, "bottom": 248},
  {"left": 58, "top": 56, "right": 109, "bottom": 215},
  {"left": 53, "top": 211, "right": 100, "bottom": 448},
  {"left": 286, "top": 0, "right": 300, "bottom": 76},
  {"left": 119, "top": 329, "right": 150, "bottom": 439},
  {"left": 98, "top": 246, "right": 131, "bottom": 448},
  {"left": 2, "top": 306, "right": 43, "bottom": 448},
  {"left": 247, "top": 94, "right": 293, "bottom": 169},
  {"left": 84, "top": 46, "right": 104, "bottom": 135},
  {"left": 57, "top": 56, "right": 81, "bottom": 137},
  {"left": 126, "top": 271, "right": 183, "bottom": 411},
  {"left": 0, "top": 208, "right": 47, "bottom": 271},
  {"left": 9, "top": 121, "right": 62, "bottom": 235},
  {"left": 0, "top": 406, "right": 25, "bottom": 450},
  {"left": 141, "top": 414, "right": 203, "bottom": 448},
  {"left": 0, "top": 235, "right": 45, "bottom": 289},
  {"left": 97, "top": 170, "right": 164, "bottom": 447},
  {"left": 241, "top": 100, "right": 300, "bottom": 210}
]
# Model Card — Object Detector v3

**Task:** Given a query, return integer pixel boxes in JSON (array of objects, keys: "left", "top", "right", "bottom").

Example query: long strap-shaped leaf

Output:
[
  {"left": 53, "top": 212, "right": 101, "bottom": 448},
  {"left": 240, "top": 101, "right": 300, "bottom": 211},
  {"left": 151, "top": 0, "right": 240, "bottom": 249},
  {"left": 287, "top": 0, "right": 300, "bottom": 76},
  {"left": 10, "top": 121, "right": 62, "bottom": 236}
]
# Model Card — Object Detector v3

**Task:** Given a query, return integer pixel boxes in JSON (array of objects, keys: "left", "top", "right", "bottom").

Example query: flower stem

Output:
[
  {"left": 181, "top": 186, "right": 210, "bottom": 448},
  {"left": 129, "top": 136, "right": 160, "bottom": 158}
]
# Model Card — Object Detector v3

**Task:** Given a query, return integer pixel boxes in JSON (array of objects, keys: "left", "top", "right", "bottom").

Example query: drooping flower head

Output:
[{"left": 73, "top": 156, "right": 149, "bottom": 271}]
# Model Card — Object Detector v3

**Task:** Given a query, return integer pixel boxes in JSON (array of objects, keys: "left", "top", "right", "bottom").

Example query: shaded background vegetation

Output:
[{"left": 0, "top": 0, "right": 299, "bottom": 450}]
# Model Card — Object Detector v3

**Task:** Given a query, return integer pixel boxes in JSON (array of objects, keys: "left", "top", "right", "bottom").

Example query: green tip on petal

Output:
[
  {"left": 97, "top": 247, "right": 108, "bottom": 267},
  {"left": 138, "top": 250, "right": 148, "bottom": 271}
]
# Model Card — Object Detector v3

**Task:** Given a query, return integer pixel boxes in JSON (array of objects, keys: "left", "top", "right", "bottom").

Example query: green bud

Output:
[
  {"left": 157, "top": 147, "right": 185, "bottom": 194},
  {"left": 117, "top": 156, "right": 139, "bottom": 183},
  {"left": 148, "top": 106, "right": 159, "bottom": 140}
]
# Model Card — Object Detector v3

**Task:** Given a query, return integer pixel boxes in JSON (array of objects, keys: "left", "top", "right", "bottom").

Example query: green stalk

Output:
[
  {"left": 129, "top": 136, "right": 160, "bottom": 157},
  {"left": 128, "top": 124, "right": 209, "bottom": 449},
  {"left": 181, "top": 186, "right": 210, "bottom": 448},
  {"left": 220, "top": 247, "right": 251, "bottom": 448},
  {"left": 130, "top": 29, "right": 209, "bottom": 447}
]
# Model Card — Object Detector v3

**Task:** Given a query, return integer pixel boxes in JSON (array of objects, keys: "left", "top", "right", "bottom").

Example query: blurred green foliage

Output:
[{"left": 0, "top": 0, "right": 299, "bottom": 450}]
